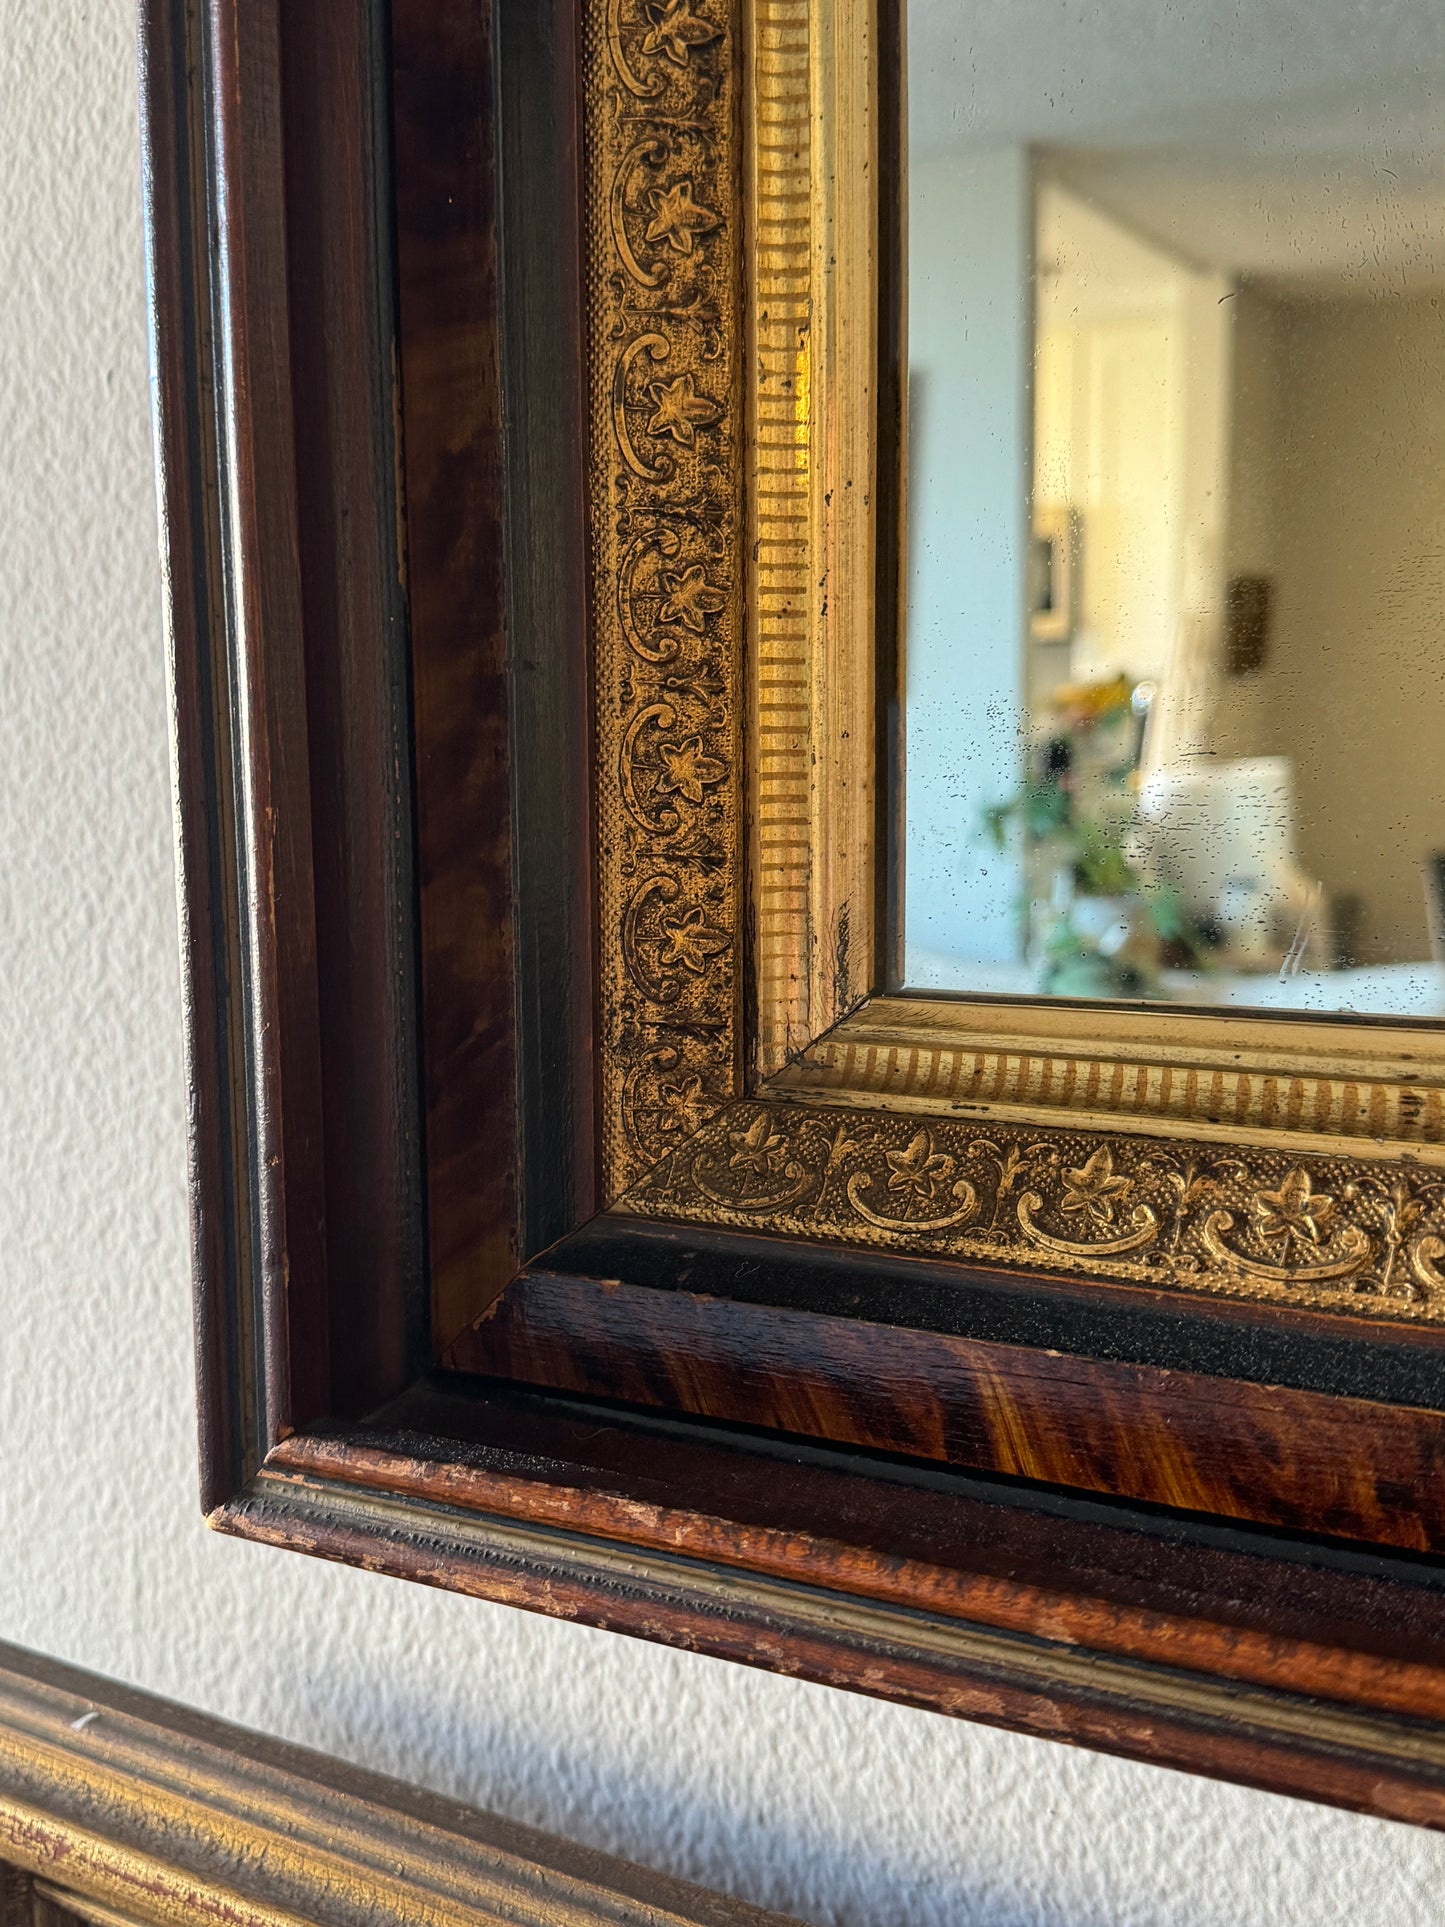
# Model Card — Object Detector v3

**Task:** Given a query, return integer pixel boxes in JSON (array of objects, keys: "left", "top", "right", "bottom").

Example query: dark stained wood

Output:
[
  {"left": 140, "top": 0, "right": 252, "bottom": 1505},
  {"left": 487, "top": 1215, "right": 1445, "bottom": 1400},
  {"left": 392, "top": 0, "right": 521, "bottom": 1347},
  {"left": 145, "top": 0, "right": 425, "bottom": 1484},
  {"left": 209, "top": 0, "right": 333, "bottom": 1437},
  {"left": 234, "top": 1389, "right": 1445, "bottom": 1829},
  {"left": 280, "top": 2, "right": 425, "bottom": 1413},
  {"left": 492, "top": 0, "right": 598, "bottom": 1257},
  {"left": 146, "top": 0, "right": 336, "bottom": 1462},
  {"left": 272, "top": 1377, "right": 1445, "bottom": 1715},
  {"left": 449, "top": 1260, "right": 1445, "bottom": 1552}
]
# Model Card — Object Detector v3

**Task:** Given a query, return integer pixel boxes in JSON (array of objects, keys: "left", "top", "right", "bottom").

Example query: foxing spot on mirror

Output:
[{"left": 901, "top": 0, "right": 1445, "bottom": 1020}]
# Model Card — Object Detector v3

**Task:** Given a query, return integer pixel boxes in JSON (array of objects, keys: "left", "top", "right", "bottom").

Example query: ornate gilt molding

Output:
[
  {"left": 618, "top": 1098, "right": 1445, "bottom": 1323},
  {"left": 0, "top": 1641, "right": 757, "bottom": 1927},
  {"left": 586, "top": 1, "right": 1445, "bottom": 1327},
  {"left": 586, "top": 0, "right": 744, "bottom": 1195}
]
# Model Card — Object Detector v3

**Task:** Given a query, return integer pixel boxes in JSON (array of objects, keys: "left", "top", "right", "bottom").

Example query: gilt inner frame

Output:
[{"left": 588, "top": 0, "right": 1445, "bottom": 1326}]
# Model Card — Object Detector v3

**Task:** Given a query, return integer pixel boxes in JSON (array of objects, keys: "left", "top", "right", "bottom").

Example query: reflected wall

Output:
[{"left": 901, "top": 0, "right": 1445, "bottom": 1020}]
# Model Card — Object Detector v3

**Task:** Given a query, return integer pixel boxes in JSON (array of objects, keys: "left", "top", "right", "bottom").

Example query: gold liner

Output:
[
  {"left": 590, "top": 0, "right": 1445, "bottom": 1323},
  {"left": 623, "top": 1097, "right": 1445, "bottom": 1324}
]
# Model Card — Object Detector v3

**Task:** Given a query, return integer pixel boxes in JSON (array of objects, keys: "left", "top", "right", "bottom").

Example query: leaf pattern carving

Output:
[
  {"left": 654, "top": 735, "right": 725, "bottom": 804},
  {"left": 618, "top": 1101, "right": 1445, "bottom": 1328},
  {"left": 645, "top": 373, "right": 722, "bottom": 445},
  {"left": 658, "top": 563, "right": 725, "bottom": 632},
  {"left": 646, "top": 180, "right": 722, "bottom": 255},
  {"left": 658, "top": 905, "right": 729, "bottom": 975},
  {"left": 729, "top": 1112, "right": 784, "bottom": 1174},
  {"left": 1059, "top": 1146, "right": 1131, "bottom": 1229},
  {"left": 591, "top": 0, "right": 737, "bottom": 1180},
  {"left": 640, "top": 0, "right": 720, "bottom": 64},
  {"left": 886, "top": 1131, "right": 957, "bottom": 1205},
  {"left": 1252, "top": 1167, "right": 1334, "bottom": 1256}
]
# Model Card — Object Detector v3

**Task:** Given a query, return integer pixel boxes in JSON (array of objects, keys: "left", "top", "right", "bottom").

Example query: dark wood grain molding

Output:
[
  {"left": 449, "top": 1261, "right": 1445, "bottom": 1552},
  {"left": 281, "top": 0, "right": 426, "bottom": 1414},
  {"left": 0, "top": 1642, "right": 785, "bottom": 1926},
  {"left": 392, "top": 0, "right": 522, "bottom": 1347},
  {"left": 221, "top": 1413, "right": 1445, "bottom": 1830},
  {"left": 258, "top": 1385, "right": 1445, "bottom": 1721},
  {"left": 143, "top": 0, "right": 427, "bottom": 1493}
]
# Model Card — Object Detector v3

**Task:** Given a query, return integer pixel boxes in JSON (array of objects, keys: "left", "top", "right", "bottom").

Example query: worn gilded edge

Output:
[
  {"left": 0, "top": 1642, "right": 772, "bottom": 1927},
  {"left": 218, "top": 1470, "right": 1445, "bottom": 1829},
  {"left": 746, "top": 0, "right": 814, "bottom": 1072},
  {"left": 747, "top": 0, "right": 877, "bottom": 1075},
  {"left": 585, "top": 0, "right": 745, "bottom": 1197},
  {"left": 769, "top": 994, "right": 1445, "bottom": 1159},
  {"left": 615, "top": 1095, "right": 1445, "bottom": 1323}
]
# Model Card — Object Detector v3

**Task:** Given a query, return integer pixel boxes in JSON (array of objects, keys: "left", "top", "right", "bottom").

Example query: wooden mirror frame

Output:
[{"left": 144, "top": 0, "right": 1445, "bottom": 1832}]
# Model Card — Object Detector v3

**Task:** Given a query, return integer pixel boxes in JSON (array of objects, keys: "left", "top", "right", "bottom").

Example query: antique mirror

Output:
[
  {"left": 603, "top": 0, "right": 1445, "bottom": 1333},
  {"left": 903, "top": 0, "right": 1445, "bottom": 1031},
  {"left": 147, "top": 0, "right": 1445, "bottom": 1830}
]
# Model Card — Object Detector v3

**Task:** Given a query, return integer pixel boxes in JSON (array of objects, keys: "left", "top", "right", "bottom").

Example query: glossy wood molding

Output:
[
  {"left": 393, "top": 0, "right": 521, "bottom": 1341},
  {"left": 237, "top": 1387, "right": 1445, "bottom": 1830},
  {"left": 0, "top": 1643, "right": 783, "bottom": 1927},
  {"left": 451, "top": 1259, "right": 1445, "bottom": 1550}
]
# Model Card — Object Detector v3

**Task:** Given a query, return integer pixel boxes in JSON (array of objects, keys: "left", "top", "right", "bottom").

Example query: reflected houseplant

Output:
[{"left": 984, "top": 676, "right": 1203, "bottom": 999}]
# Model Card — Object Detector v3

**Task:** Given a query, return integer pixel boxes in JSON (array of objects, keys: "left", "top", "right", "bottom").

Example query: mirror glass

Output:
[{"left": 902, "top": 0, "right": 1445, "bottom": 1017}]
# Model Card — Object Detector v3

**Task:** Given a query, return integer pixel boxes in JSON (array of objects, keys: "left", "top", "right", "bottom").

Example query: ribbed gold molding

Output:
[
  {"left": 770, "top": 996, "right": 1445, "bottom": 1161},
  {"left": 747, "top": 0, "right": 877, "bottom": 1076}
]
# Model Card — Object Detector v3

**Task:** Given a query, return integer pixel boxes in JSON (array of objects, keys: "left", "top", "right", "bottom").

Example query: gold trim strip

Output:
[
  {"left": 0, "top": 1641, "right": 748, "bottom": 1927},
  {"left": 749, "top": 0, "right": 813, "bottom": 1073},
  {"left": 769, "top": 995, "right": 1445, "bottom": 1161},
  {"left": 747, "top": 0, "right": 877, "bottom": 1076},
  {"left": 619, "top": 1096, "right": 1445, "bottom": 1325},
  {"left": 586, "top": 0, "right": 744, "bottom": 1196}
]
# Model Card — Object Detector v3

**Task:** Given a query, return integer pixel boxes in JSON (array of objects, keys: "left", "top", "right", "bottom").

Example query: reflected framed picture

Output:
[{"left": 1028, "top": 503, "right": 1079, "bottom": 643}]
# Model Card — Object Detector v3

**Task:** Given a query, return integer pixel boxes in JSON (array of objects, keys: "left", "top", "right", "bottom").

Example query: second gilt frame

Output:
[{"left": 587, "top": 0, "right": 1445, "bottom": 1328}]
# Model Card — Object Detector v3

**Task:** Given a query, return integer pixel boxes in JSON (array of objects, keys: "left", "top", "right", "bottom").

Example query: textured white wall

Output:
[{"left": 4, "top": 6, "right": 1445, "bottom": 1923}]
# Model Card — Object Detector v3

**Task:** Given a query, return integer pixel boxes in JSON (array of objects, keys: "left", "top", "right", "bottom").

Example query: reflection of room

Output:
[
  {"left": 902, "top": 0, "right": 1445, "bottom": 1017},
  {"left": 1214, "top": 285, "right": 1445, "bottom": 970}
]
